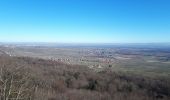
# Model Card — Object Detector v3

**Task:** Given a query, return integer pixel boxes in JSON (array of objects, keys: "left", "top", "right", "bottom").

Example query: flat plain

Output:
[{"left": 1, "top": 43, "right": 170, "bottom": 77}]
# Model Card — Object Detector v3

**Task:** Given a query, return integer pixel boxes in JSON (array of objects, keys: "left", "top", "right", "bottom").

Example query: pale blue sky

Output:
[{"left": 0, "top": 0, "right": 170, "bottom": 43}]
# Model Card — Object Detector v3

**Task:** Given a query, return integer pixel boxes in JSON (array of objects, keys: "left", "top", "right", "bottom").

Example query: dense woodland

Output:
[{"left": 0, "top": 55, "right": 170, "bottom": 100}]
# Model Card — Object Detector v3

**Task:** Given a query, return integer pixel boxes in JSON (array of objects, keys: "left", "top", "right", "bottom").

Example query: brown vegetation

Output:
[{"left": 0, "top": 55, "right": 170, "bottom": 100}]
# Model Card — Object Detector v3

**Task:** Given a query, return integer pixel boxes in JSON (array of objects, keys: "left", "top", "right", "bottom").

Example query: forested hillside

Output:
[{"left": 0, "top": 55, "right": 170, "bottom": 100}]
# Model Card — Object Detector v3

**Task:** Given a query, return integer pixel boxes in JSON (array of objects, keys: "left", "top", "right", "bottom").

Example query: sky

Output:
[{"left": 0, "top": 0, "right": 170, "bottom": 43}]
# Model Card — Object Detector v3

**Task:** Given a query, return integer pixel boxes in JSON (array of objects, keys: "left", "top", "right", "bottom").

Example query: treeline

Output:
[{"left": 0, "top": 55, "right": 170, "bottom": 100}]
